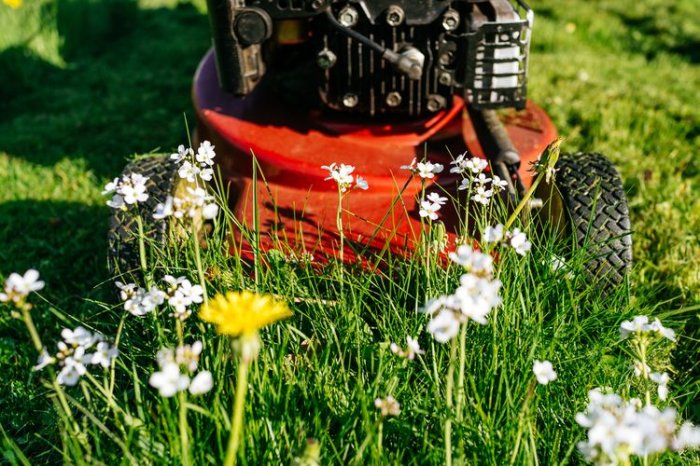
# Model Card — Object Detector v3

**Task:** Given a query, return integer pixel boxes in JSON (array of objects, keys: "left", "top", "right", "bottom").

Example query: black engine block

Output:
[{"left": 206, "top": 0, "right": 533, "bottom": 117}]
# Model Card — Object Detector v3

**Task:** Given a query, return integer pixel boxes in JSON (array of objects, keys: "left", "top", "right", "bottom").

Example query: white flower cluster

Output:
[
  {"left": 419, "top": 192, "right": 447, "bottom": 221},
  {"left": 149, "top": 341, "right": 213, "bottom": 397},
  {"left": 116, "top": 276, "right": 203, "bottom": 319},
  {"left": 103, "top": 173, "right": 150, "bottom": 210},
  {"left": 576, "top": 389, "right": 700, "bottom": 464},
  {"left": 482, "top": 224, "right": 532, "bottom": 256},
  {"left": 401, "top": 158, "right": 444, "bottom": 179},
  {"left": 0, "top": 269, "right": 44, "bottom": 304},
  {"left": 620, "top": 315, "right": 676, "bottom": 342},
  {"left": 321, "top": 163, "right": 368, "bottom": 193},
  {"left": 35, "top": 326, "right": 118, "bottom": 386},
  {"left": 450, "top": 153, "right": 508, "bottom": 206},
  {"left": 153, "top": 186, "right": 219, "bottom": 221},
  {"left": 390, "top": 336, "right": 424, "bottom": 360},
  {"left": 423, "top": 246, "right": 502, "bottom": 342},
  {"left": 172, "top": 141, "right": 216, "bottom": 182},
  {"left": 374, "top": 395, "right": 401, "bottom": 417}
]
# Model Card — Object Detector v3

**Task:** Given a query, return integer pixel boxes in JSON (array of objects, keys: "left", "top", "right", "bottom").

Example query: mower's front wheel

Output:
[
  {"left": 107, "top": 155, "right": 185, "bottom": 274},
  {"left": 537, "top": 152, "right": 632, "bottom": 287}
]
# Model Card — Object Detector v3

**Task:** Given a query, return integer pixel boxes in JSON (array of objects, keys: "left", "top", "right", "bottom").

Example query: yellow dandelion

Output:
[
  {"left": 3, "top": 0, "right": 22, "bottom": 9},
  {"left": 199, "top": 290, "right": 292, "bottom": 337}
]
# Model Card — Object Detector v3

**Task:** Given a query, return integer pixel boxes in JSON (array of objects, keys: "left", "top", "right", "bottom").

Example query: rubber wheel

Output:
[
  {"left": 537, "top": 152, "right": 632, "bottom": 287},
  {"left": 107, "top": 155, "right": 185, "bottom": 274}
]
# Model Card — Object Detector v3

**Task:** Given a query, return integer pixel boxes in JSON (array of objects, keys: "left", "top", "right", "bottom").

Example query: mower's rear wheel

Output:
[
  {"left": 107, "top": 155, "right": 185, "bottom": 274},
  {"left": 537, "top": 152, "right": 632, "bottom": 287}
]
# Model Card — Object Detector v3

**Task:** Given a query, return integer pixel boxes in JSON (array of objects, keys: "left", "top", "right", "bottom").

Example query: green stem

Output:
[
  {"left": 21, "top": 306, "right": 43, "bottom": 353},
  {"left": 108, "top": 314, "right": 127, "bottom": 400},
  {"left": 377, "top": 420, "right": 383, "bottom": 458},
  {"left": 192, "top": 226, "right": 209, "bottom": 308},
  {"left": 135, "top": 214, "right": 151, "bottom": 286},
  {"left": 456, "top": 324, "right": 467, "bottom": 421},
  {"left": 445, "top": 338, "right": 457, "bottom": 466},
  {"left": 224, "top": 359, "right": 250, "bottom": 466},
  {"left": 504, "top": 173, "right": 544, "bottom": 231},
  {"left": 179, "top": 391, "right": 191, "bottom": 466}
]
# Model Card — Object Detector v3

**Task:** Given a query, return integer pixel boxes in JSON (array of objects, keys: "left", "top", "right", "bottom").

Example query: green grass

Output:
[{"left": 0, "top": 0, "right": 699, "bottom": 463}]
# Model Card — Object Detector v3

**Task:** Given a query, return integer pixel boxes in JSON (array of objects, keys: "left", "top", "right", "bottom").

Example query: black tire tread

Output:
[{"left": 555, "top": 152, "right": 632, "bottom": 286}]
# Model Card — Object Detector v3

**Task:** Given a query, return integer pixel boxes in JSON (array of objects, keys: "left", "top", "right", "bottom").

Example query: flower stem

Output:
[
  {"left": 135, "top": 214, "right": 151, "bottom": 286},
  {"left": 179, "top": 391, "right": 191, "bottom": 466},
  {"left": 21, "top": 305, "right": 43, "bottom": 353},
  {"left": 224, "top": 359, "right": 250, "bottom": 466},
  {"left": 192, "top": 225, "right": 209, "bottom": 308},
  {"left": 445, "top": 338, "right": 457, "bottom": 466},
  {"left": 456, "top": 324, "right": 467, "bottom": 421}
]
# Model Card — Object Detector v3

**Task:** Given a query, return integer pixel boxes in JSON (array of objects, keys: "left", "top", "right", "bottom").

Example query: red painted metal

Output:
[{"left": 192, "top": 49, "right": 557, "bottom": 263}]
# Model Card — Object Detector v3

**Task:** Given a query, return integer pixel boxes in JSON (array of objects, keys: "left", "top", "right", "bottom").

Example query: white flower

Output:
[
  {"left": 400, "top": 158, "right": 417, "bottom": 172},
  {"left": 633, "top": 360, "right": 651, "bottom": 378},
  {"left": 465, "top": 157, "right": 488, "bottom": 174},
  {"left": 199, "top": 167, "right": 214, "bottom": 182},
  {"left": 121, "top": 174, "right": 149, "bottom": 205},
  {"left": 648, "top": 318, "right": 676, "bottom": 342},
  {"left": 474, "top": 173, "right": 491, "bottom": 185},
  {"left": 106, "top": 194, "right": 126, "bottom": 209},
  {"left": 426, "top": 192, "right": 447, "bottom": 206},
  {"left": 175, "top": 341, "right": 203, "bottom": 372},
  {"left": 419, "top": 200, "right": 441, "bottom": 220},
  {"left": 472, "top": 186, "right": 493, "bottom": 205},
  {"left": 416, "top": 161, "right": 444, "bottom": 179},
  {"left": 448, "top": 245, "right": 493, "bottom": 276},
  {"left": 61, "top": 326, "right": 99, "bottom": 347},
  {"left": 426, "top": 310, "right": 461, "bottom": 343},
  {"left": 33, "top": 349, "right": 56, "bottom": 371},
  {"left": 91, "top": 342, "right": 119, "bottom": 368},
  {"left": 355, "top": 176, "right": 368, "bottom": 190},
  {"left": 57, "top": 356, "right": 87, "bottom": 386},
  {"left": 102, "top": 177, "right": 120, "bottom": 195},
  {"left": 454, "top": 273, "right": 502, "bottom": 324},
  {"left": 482, "top": 224, "right": 504, "bottom": 243},
  {"left": 492, "top": 175, "right": 508, "bottom": 192},
  {"left": 195, "top": 140, "right": 216, "bottom": 166},
  {"left": 189, "top": 370, "right": 213, "bottom": 395},
  {"left": 0, "top": 269, "right": 45, "bottom": 303},
  {"left": 390, "top": 336, "right": 424, "bottom": 360},
  {"left": 149, "top": 362, "right": 190, "bottom": 397},
  {"left": 322, "top": 163, "right": 355, "bottom": 192},
  {"left": 179, "top": 161, "right": 200, "bottom": 182},
  {"left": 672, "top": 422, "right": 700, "bottom": 451},
  {"left": 650, "top": 372, "right": 670, "bottom": 401},
  {"left": 457, "top": 178, "right": 471, "bottom": 191},
  {"left": 170, "top": 145, "right": 193, "bottom": 164},
  {"left": 153, "top": 196, "right": 174, "bottom": 219},
  {"left": 115, "top": 281, "right": 137, "bottom": 301},
  {"left": 202, "top": 203, "right": 219, "bottom": 220},
  {"left": 620, "top": 316, "right": 650, "bottom": 339},
  {"left": 124, "top": 286, "right": 164, "bottom": 316},
  {"left": 374, "top": 396, "right": 401, "bottom": 417},
  {"left": 508, "top": 228, "right": 532, "bottom": 255},
  {"left": 533, "top": 360, "right": 557, "bottom": 385}
]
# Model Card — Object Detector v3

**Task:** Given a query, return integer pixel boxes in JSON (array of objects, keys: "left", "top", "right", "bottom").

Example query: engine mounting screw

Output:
[
  {"left": 316, "top": 49, "right": 337, "bottom": 69},
  {"left": 438, "top": 51, "right": 454, "bottom": 66},
  {"left": 338, "top": 6, "right": 359, "bottom": 27},
  {"left": 386, "top": 5, "right": 405, "bottom": 27},
  {"left": 310, "top": 0, "right": 324, "bottom": 10},
  {"left": 426, "top": 94, "right": 446, "bottom": 112},
  {"left": 342, "top": 93, "right": 359, "bottom": 108},
  {"left": 385, "top": 91, "right": 402, "bottom": 107},
  {"left": 442, "top": 9, "right": 460, "bottom": 32},
  {"left": 438, "top": 72, "right": 452, "bottom": 86}
]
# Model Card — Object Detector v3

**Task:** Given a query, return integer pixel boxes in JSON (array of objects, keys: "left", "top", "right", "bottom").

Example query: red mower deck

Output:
[{"left": 193, "top": 49, "right": 557, "bottom": 263}]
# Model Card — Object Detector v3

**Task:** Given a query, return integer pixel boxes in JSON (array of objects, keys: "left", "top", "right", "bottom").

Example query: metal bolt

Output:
[
  {"left": 338, "top": 6, "right": 359, "bottom": 27},
  {"left": 342, "top": 93, "right": 359, "bottom": 108},
  {"left": 316, "top": 49, "right": 337, "bottom": 69},
  {"left": 438, "top": 51, "right": 454, "bottom": 66},
  {"left": 426, "top": 94, "right": 446, "bottom": 112},
  {"left": 442, "top": 9, "right": 460, "bottom": 31},
  {"left": 386, "top": 5, "right": 404, "bottom": 27},
  {"left": 385, "top": 91, "right": 402, "bottom": 107},
  {"left": 438, "top": 72, "right": 452, "bottom": 86},
  {"left": 528, "top": 198, "right": 544, "bottom": 209},
  {"left": 310, "top": 0, "right": 324, "bottom": 10}
]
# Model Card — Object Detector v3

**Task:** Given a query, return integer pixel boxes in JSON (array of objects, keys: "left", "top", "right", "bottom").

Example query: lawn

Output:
[{"left": 0, "top": 0, "right": 699, "bottom": 464}]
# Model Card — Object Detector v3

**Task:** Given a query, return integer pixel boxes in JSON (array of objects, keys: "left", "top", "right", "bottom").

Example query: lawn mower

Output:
[{"left": 109, "top": 0, "right": 632, "bottom": 285}]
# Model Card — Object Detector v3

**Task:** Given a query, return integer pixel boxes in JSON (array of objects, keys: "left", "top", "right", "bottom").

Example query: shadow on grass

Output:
[
  {"left": 0, "top": 198, "right": 116, "bottom": 460},
  {"left": 0, "top": 1, "right": 210, "bottom": 178}
]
